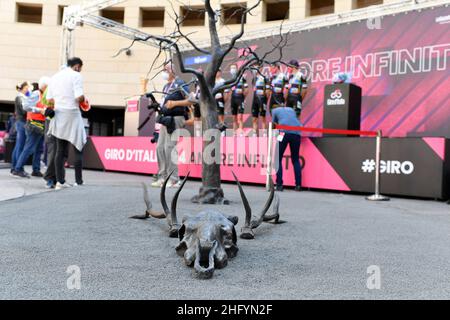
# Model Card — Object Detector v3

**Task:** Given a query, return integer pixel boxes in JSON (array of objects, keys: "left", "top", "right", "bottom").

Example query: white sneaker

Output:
[
  {"left": 168, "top": 180, "right": 182, "bottom": 188},
  {"left": 151, "top": 179, "right": 164, "bottom": 188},
  {"left": 55, "top": 182, "right": 72, "bottom": 190},
  {"left": 73, "top": 182, "right": 84, "bottom": 187}
]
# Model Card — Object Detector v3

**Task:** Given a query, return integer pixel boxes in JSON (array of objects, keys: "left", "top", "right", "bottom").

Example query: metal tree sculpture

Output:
[{"left": 120, "top": 0, "right": 288, "bottom": 204}]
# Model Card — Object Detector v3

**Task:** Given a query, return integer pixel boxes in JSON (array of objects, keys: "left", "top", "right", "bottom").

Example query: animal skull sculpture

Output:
[{"left": 134, "top": 170, "right": 280, "bottom": 279}]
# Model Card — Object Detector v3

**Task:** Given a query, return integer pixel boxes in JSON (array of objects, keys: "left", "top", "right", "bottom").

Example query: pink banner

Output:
[
  {"left": 90, "top": 136, "right": 158, "bottom": 174},
  {"left": 90, "top": 136, "right": 350, "bottom": 191},
  {"left": 0, "top": 131, "right": 6, "bottom": 155},
  {"left": 126, "top": 100, "right": 139, "bottom": 112}
]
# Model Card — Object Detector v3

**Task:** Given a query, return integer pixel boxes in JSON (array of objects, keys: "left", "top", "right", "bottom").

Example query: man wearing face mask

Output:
[
  {"left": 152, "top": 63, "right": 192, "bottom": 188},
  {"left": 229, "top": 64, "right": 248, "bottom": 133}
]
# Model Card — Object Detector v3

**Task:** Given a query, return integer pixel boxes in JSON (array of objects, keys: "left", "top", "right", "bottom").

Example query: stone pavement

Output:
[
  {"left": 0, "top": 164, "right": 151, "bottom": 201},
  {"left": 0, "top": 164, "right": 449, "bottom": 299}
]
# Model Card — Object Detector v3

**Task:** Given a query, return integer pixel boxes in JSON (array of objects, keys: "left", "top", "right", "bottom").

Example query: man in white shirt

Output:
[{"left": 46, "top": 57, "right": 86, "bottom": 189}]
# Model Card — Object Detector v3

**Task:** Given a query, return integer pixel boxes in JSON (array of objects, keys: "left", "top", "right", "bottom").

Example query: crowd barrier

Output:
[{"left": 272, "top": 123, "right": 388, "bottom": 201}]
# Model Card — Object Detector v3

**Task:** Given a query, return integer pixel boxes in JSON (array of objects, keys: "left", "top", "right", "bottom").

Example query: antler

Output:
[
  {"left": 161, "top": 170, "right": 190, "bottom": 237},
  {"left": 232, "top": 171, "right": 275, "bottom": 239}
]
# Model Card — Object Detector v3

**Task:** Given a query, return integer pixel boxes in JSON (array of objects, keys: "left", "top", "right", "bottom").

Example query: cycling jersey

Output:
[
  {"left": 231, "top": 77, "right": 248, "bottom": 99},
  {"left": 269, "top": 72, "right": 288, "bottom": 109},
  {"left": 214, "top": 77, "right": 228, "bottom": 116},
  {"left": 287, "top": 71, "right": 308, "bottom": 97},
  {"left": 254, "top": 74, "right": 270, "bottom": 96},
  {"left": 252, "top": 74, "right": 270, "bottom": 117},
  {"left": 286, "top": 71, "right": 308, "bottom": 116}
]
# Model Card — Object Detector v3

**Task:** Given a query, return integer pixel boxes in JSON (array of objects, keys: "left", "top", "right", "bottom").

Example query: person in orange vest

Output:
[{"left": 12, "top": 77, "right": 50, "bottom": 178}]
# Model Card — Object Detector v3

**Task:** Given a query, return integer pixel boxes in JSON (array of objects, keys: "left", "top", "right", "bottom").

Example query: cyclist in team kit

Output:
[{"left": 285, "top": 59, "right": 308, "bottom": 118}]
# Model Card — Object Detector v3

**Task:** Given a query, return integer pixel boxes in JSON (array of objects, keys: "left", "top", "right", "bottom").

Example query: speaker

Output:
[{"left": 323, "top": 83, "right": 362, "bottom": 136}]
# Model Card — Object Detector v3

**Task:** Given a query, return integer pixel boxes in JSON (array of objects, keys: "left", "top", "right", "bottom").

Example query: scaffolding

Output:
[
  {"left": 61, "top": 0, "right": 160, "bottom": 65},
  {"left": 177, "top": 0, "right": 450, "bottom": 51},
  {"left": 61, "top": 0, "right": 449, "bottom": 59}
]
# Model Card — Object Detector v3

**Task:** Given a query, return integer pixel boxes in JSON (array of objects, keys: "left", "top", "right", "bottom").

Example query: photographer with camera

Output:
[{"left": 151, "top": 63, "right": 192, "bottom": 188}]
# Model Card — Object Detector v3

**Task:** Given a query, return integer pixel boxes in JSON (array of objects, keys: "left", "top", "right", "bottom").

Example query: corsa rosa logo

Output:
[
  {"left": 104, "top": 148, "right": 157, "bottom": 162},
  {"left": 330, "top": 89, "right": 342, "bottom": 99},
  {"left": 361, "top": 159, "right": 414, "bottom": 175},
  {"left": 327, "top": 89, "right": 345, "bottom": 105}
]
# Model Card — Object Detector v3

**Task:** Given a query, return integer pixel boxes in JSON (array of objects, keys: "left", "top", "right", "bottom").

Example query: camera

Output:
[
  {"left": 157, "top": 115, "right": 176, "bottom": 134},
  {"left": 150, "top": 131, "right": 159, "bottom": 144},
  {"left": 44, "top": 108, "right": 55, "bottom": 119},
  {"left": 145, "top": 92, "right": 161, "bottom": 112}
]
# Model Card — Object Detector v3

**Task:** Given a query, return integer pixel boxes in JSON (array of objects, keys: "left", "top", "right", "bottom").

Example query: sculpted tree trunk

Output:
[
  {"left": 191, "top": 86, "right": 228, "bottom": 204},
  {"left": 124, "top": 0, "right": 286, "bottom": 204}
]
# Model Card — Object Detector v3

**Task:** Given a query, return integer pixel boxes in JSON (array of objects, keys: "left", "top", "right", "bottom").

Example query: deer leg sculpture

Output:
[{"left": 232, "top": 172, "right": 279, "bottom": 239}]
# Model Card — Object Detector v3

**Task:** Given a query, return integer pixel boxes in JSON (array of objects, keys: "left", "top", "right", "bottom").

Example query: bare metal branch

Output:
[
  {"left": 169, "top": 1, "right": 211, "bottom": 55},
  {"left": 111, "top": 39, "right": 138, "bottom": 58}
]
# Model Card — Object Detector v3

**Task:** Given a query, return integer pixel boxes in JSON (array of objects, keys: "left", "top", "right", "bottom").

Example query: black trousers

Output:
[
  {"left": 276, "top": 133, "right": 302, "bottom": 187},
  {"left": 44, "top": 134, "right": 57, "bottom": 183},
  {"left": 55, "top": 138, "right": 83, "bottom": 185}
]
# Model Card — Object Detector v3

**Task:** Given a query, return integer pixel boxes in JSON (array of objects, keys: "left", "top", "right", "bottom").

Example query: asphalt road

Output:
[{"left": 0, "top": 169, "right": 449, "bottom": 299}]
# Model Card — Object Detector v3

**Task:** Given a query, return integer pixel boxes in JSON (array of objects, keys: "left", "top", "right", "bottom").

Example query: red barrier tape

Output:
[{"left": 275, "top": 125, "right": 378, "bottom": 137}]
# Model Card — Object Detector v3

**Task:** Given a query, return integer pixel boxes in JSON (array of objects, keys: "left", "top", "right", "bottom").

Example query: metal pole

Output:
[
  {"left": 266, "top": 122, "right": 273, "bottom": 191},
  {"left": 366, "top": 130, "right": 390, "bottom": 201}
]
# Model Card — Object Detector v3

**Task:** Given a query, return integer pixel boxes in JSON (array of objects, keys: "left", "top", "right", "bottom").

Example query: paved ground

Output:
[{"left": 0, "top": 165, "right": 449, "bottom": 299}]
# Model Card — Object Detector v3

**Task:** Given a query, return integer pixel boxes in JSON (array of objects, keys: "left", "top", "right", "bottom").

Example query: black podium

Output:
[{"left": 323, "top": 83, "right": 362, "bottom": 136}]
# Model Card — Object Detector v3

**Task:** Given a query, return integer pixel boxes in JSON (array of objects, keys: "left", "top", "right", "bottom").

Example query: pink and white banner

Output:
[
  {"left": 90, "top": 136, "right": 350, "bottom": 191},
  {"left": 84, "top": 135, "right": 449, "bottom": 199}
]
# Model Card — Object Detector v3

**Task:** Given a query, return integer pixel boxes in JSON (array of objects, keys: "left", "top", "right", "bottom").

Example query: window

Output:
[
  {"left": 100, "top": 8, "right": 125, "bottom": 24},
  {"left": 355, "top": 0, "right": 383, "bottom": 9},
  {"left": 221, "top": 3, "right": 247, "bottom": 25},
  {"left": 88, "top": 108, "right": 125, "bottom": 136},
  {"left": 309, "top": 0, "right": 334, "bottom": 16},
  {"left": 58, "top": 5, "right": 68, "bottom": 25},
  {"left": 264, "top": 0, "right": 289, "bottom": 22},
  {"left": 180, "top": 6, "right": 205, "bottom": 26},
  {"left": 16, "top": 3, "right": 43, "bottom": 24},
  {"left": 140, "top": 8, "right": 165, "bottom": 27}
]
